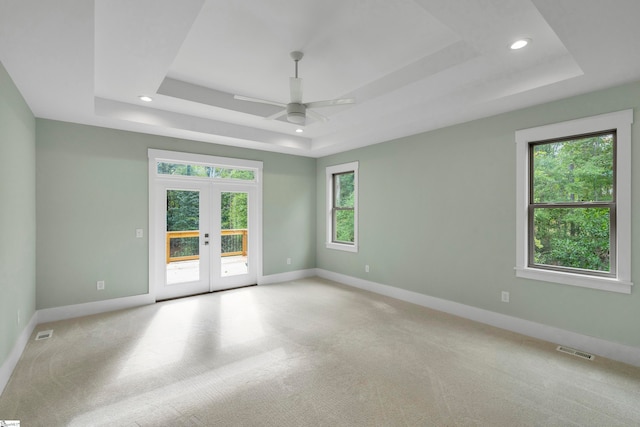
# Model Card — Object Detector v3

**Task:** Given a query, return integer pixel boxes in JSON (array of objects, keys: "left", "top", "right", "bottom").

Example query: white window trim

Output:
[
  {"left": 515, "top": 109, "right": 633, "bottom": 294},
  {"left": 326, "top": 161, "right": 358, "bottom": 252}
]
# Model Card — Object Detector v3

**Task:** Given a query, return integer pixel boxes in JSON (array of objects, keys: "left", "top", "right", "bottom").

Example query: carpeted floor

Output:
[{"left": 1, "top": 277, "right": 640, "bottom": 426}]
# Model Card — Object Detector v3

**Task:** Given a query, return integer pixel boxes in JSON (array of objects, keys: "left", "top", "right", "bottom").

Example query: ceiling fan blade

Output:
[
  {"left": 307, "top": 109, "right": 329, "bottom": 123},
  {"left": 306, "top": 98, "right": 355, "bottom": 109},
  {"left": 265, "top": 109, "right": 288, "bottom": 121},
  {"left": 234, "top": 94, "right": 287, "bottom": 108},
  {"left": 290, "top": 77, "right": 303, "bottom": 103}
]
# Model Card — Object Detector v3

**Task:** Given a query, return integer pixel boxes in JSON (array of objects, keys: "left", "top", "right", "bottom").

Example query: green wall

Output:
[
  {"left": 0, "top": 62, "right": 36, "bottom": 366},
  {"left": 36, "top": 120, "right": 316, "bottom": 309},
  {"left": 317, "top": 81, "right": 640, "bottom": 349},
  {"left": 5, "top": 56, "right": 640, "bottom": 367}
]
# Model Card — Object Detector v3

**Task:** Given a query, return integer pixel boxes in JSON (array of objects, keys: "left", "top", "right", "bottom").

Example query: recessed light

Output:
[
  {"left": 295, "top": 128, "right": 304, "bottom": 133},
  {"left": 510, "top": 38, "right": 531, "bottom": 50},
  {"left": 139, "top": 95, "right": 153, "bottom": 102}
]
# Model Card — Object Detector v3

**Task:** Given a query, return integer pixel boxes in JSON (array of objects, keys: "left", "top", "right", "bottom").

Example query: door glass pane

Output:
[
  {"left": 166, "top": 189, "right": 200, "bottom": 284},
  {"left": 221, "top": 192, "right": 248, "bottom": 277}
]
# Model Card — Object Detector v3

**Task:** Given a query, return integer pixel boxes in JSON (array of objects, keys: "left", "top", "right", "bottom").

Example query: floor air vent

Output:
[
  {"left": 556, "top": 345, "right": 594, "bottom": 361},
  {"left": 35, "top": 330, "right": 53, "bottom": 341}
]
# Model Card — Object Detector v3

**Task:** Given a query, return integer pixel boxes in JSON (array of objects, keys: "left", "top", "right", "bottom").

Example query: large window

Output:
[
  {"left": 326, "top": 162, "right": 358, "bottom": 252},
  {"left": 515, "top": 110, "right": 632, "bottom": 294},
  {"left": 529, "top": 131, "right": 615, "bottom": 276}
]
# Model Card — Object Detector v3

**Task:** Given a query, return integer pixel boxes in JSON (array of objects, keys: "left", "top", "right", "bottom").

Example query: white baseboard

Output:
[
  {"left": 37, "top": 293, "right": 155, "bottom": 324},
  {"left": 35, "top": 269, "right": 319, "bottom": 324},
  {"left": 316, "top": 269, "right": 640, "bottom": 367},
  {"left": 258, "top": 269, "right": 317, "bottom": 285},
  {"left": 0, "top": 311, "right": 38, "bottom": 396}
]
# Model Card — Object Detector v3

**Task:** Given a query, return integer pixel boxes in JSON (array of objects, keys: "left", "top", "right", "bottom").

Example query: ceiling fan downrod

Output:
[{"left": 290, "top": 51, "right": 303, "bottom": 78}]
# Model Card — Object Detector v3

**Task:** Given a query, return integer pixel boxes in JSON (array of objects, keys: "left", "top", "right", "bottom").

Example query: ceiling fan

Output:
[{"left": 234, "top": 51, "right": 355, "bottom": 126}]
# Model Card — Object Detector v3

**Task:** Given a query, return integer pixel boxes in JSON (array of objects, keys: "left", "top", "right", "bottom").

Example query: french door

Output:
[{"left": 154, "top": 180, "right": 257, "bottom": 301}]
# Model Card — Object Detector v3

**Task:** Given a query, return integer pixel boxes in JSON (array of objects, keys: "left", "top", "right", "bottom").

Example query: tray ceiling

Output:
[{"left": 2, "top": 0, "right": 640, "bottom": 157}]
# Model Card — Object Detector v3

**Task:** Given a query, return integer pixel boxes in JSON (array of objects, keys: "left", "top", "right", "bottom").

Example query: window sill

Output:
[
  {"left": 326, "top": 241, "right": 358, "bottom": 253},
  {"left": 515, "top": 267, "right": 632, "bottom": 294}
]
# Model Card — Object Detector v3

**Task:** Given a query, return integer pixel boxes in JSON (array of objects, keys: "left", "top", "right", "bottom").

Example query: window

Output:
[
  {"left": 333, "top": 172, "right": 355, "bottom": 243},
  {"left": 157, "top": 162, "right": 256, "bottom": 181},
  {"left": 515, "top": 110, "right": 632, "bottom": 294},
  {"left": 530, "top": 131, "right": 615, "bottom": 275},
  {"left": 326, "top": 162, "right": 358, "bottom": 252}
]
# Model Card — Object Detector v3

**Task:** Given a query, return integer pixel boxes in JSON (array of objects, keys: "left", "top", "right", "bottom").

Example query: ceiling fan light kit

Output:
[
  {"left": 234, "top": 51, "right": 355, "bottom": 125},
  {"left": 286, "top": 103, "right": 306, "bottom": 124}
]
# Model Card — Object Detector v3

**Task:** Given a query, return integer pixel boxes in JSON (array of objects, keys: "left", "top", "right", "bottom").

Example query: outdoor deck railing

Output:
[{"left": 166, "top": 229, "right": 248, "bottom": 264}]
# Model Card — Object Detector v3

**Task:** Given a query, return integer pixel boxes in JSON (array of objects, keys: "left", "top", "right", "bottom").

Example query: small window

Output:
[
  {"left": 333, "top": 171, "right": 355, "bottom": 243},
  {"left": 515, "top": 110, "right": 633, "bottom": 294},
  {"left": 157, "top": 162, "right": 255, "bottom": 181},
  {"left": 157, "top": 162, "right": 211, "bottom": 177},
  {"left": 326, "top": 162, "right": 358, "bottom": 252},
  {"left": 213, "top": 168, "right": 255, "bottom": 181}
]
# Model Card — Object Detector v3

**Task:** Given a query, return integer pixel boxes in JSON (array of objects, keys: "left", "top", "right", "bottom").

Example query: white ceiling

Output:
[{"left": 2, "top": 0, "right": 640, "bottom": 157}]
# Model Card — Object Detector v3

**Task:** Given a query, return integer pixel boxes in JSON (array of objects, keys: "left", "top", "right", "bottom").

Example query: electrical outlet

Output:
[
  {"left": 365, "top": 264, "right": 370, "bottom": 273},
  {"left": 17, "top": 309, "right": 20, "bottom": 325},
  {"left": 97, "top": 280, "right": 105, "bottom": 290},
  {"left": 286, "top": 258, "right": 292, "bottom": 265},
  {"left": 136, "top": 228, "right": 144, "bottom": 238},
  {"left": 501, "top": 291, "right": 510, "bottom": 302}
]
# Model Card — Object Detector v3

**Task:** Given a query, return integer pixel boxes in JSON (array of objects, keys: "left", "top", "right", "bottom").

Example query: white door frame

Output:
[{"left": 148, "top": 149, "right": 263, "bottom": 301}]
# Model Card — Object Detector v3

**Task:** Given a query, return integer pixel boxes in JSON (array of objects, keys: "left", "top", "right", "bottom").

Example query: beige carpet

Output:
[{"left": 1, "top": 278, "right": 640, "bottom": 426}]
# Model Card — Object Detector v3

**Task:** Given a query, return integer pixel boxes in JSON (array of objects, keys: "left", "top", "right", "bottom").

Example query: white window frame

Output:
[
  {"left": 515, "top": 110, "right": 633, "bottom": 294},
  {"left": 326, "top": 161, "right": 358, "bottom": 252}
]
